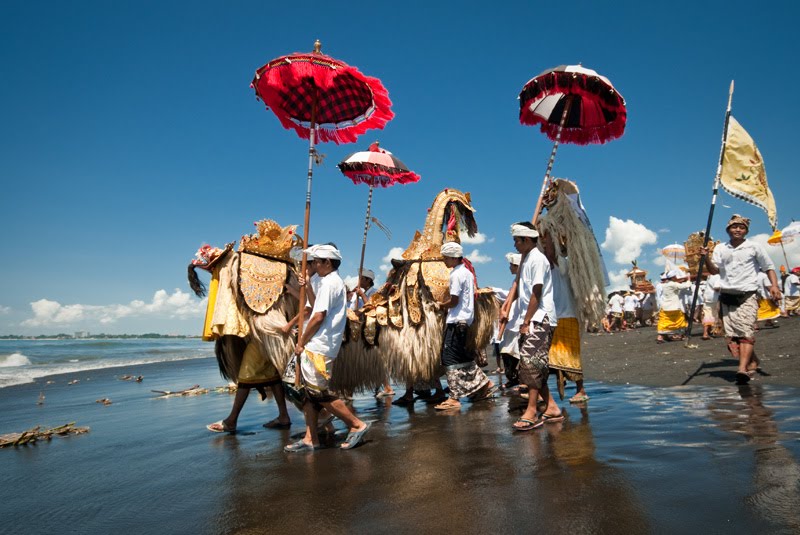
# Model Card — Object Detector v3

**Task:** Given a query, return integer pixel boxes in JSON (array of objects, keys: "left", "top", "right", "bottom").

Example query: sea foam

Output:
[{"left": 0, "top": 353, "right": 32, "bottom": 367}]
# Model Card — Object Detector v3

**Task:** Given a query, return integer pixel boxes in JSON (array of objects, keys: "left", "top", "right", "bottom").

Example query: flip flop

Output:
[
  {"left": 470, "top": 384, "right": 498, "bottom": 402},
  {"left": 283, "top": 440, "right": 318, "bottom": 453},
  {"left": 391, "top": 397, "right": 414, "bottom": 406},
  {"left": 735, "top": 371, "right": 751, "bottom": 385},
  {"left": 263, "top": 418, "right": 291, "bottom": 429},
  {"left": 206, "top": 420, "right": 235, "bottom": 434},
  {"left": 542, "top": 413, "right": 565, "bottom": 423},
  {"left": 512, "top": 417, "right": 543, "bottom": 432},
  {"left": 569, "top": 394, "right": 589, "bottom": 403},
  {"left": 434, "top": 398, "right": 462, "bottom": 411},
  {"left": 340, "top": 421, "right": 372, "bottom": 450}
]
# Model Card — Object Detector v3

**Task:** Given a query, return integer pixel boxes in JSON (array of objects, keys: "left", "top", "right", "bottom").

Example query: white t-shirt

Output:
[
  {"left": 756, "top": 272, "right": 774, "bottom": 299},
  {"left": 712, "top": 239, "right": 775, "bottom": 293},
  {"left": 655, "top": 282, "right": 664, "bottom": 310},
  {"left": 661, "top": 280, "right": 691, "bottom": 311},
  {"left": 305, "top": 271, "right": 347, "bottom": 359},
  {"left": 609, "top": 294, "right": 624, "bottom": 314},
  {"left": 513, "top": 248, "right": 557, "bottom": 328},
  {"left": 703, "top": 274, "right": 721, "bottom": 303},
  {"left": 783, "top": 274, "right": 799, "bottom": 297},
  {"left": 552, "top": 259, "right": 576, "bottom": 320},
  {"left": 348, "top": 286, "right": 376, "bottom": 310},
  {"left": 623, "top": 295, "right": 638, "bottom": 312},
  {"left": 446, "top": 263, "right": 475, "bottom": 325}
]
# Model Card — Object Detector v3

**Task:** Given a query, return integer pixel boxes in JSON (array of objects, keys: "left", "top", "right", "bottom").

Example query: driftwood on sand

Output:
[
  {"left": 0, "top": 422, "right": 90, "bottom": 448},
  {"left": 151, "top": 385, "right": 208, "bottom": 398}
]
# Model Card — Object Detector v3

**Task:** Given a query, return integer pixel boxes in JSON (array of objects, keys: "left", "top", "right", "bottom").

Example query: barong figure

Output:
[
  {"left": 508, "top": 222, "right": 563, "bottom": 431},
  {"left": 432, "top": 241, "right": 495, "bottom": 411},
  {"left": 284, "top": 244, "right": 371, "bottom": 452},
  {"left": 187, "top": 220, "right": 300, "bottom": 434},
  {"left": 656, "top": 270, "right": 691, "bottom": 343},
  {"left": 702, "top": 215, "right": 781, "bottom": 384}
]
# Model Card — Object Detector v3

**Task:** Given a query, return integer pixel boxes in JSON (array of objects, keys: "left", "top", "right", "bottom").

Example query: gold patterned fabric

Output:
[
  {"left": 548, "top": 317, "right": 583, "bottom": 375},
  {"left": 239, "top": 253, "right": 287, "bottom": 314},
  {"left": 238, "top": 340, "right": 280, "bottom": 384},
  {"left": 201, "top": 265, "right": 221, "bottom": 341}
]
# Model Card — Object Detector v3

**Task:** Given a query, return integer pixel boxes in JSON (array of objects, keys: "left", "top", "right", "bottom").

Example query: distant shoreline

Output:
[{"left": 0, "top": 335, "right": 201, "bottom": 341}]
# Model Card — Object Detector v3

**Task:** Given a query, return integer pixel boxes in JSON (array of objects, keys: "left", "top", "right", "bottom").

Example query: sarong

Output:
[
  {"left": 238, "top": 341, "right": 280, "bottom": 386},
  {"left": 498, "top": 328, "right": 519, "bottom": 359},
  {"left": 548, "top": 317, "right": 582, "bottom": 378},
  {"left": 757, "top": 298, "right": 780, "bottom": 321},
  {"left": 657, "top": 309, "right": 686, "bottom": 335},
  {"left": 786, "top": 295, "right": 800, "bottom": 314},
  {"left": 702, "top": 302, "right": 719, "bottom": 326},
  {"left": 441, "top": 323, "right": 489, "bottom": 398},
  {"left": 719, "top": 292, "right": 758, "bottom": 338},
  {"left": 517, "top": 319, "right": 553, "bottom": 390}
]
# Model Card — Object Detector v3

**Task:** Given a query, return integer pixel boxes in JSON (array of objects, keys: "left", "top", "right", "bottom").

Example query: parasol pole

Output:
[
  {"left": 685, "top": 80, "right": 734, "bottom": 346},
  {"left": 357, "top": 184, "right": 374, "bottom": 286},
  {"left": 296, "top": 41, "right": 322, "bottom": 385},
  {"left": 531, "top": 95, "right": 572, "bottom": 225}
]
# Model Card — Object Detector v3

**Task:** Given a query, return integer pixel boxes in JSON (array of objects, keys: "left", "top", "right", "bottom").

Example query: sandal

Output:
[
  {"left": 340, "top": 421, "right": 372, "bottom": 450},
  {"left": 263, "top": 418, "right": 291, "bottom": 429},
  {"left": 512, "top": 417, "right": 543, "bottom": 432},
  {"left": 283, "top": 440, "right": 318, "bottom": 453},
  {"left": 542, "top": 412, "right": 565, "bottom": 423},
  {"left": 735, "top": 371, "right": 751, "bottom": 385},
  {"left": 434, "top": 398, "right": 462, "bottom": 410},
  {"left": 206, "top": 420, "right": 235, "bottom": 434},
  {"left": 569, "top": 394, "right": 589, "bottom": 403},
  {"left": 470, "top": 384, "right": 497, "bottom": 402}
]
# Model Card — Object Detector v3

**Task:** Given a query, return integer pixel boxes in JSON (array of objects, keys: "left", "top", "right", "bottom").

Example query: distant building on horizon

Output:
[{"left": 74, "top": 331, "right": 89, "bottom": 339}]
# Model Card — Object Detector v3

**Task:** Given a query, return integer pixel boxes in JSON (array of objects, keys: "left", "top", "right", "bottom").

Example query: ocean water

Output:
[{"left": 0, "top": 339, "right": 213, "bottom": 388}]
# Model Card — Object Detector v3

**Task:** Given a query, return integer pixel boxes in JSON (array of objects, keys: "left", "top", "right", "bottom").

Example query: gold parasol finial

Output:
[{"left": 313, "top": 39, "right": 322, "bottom": 54}]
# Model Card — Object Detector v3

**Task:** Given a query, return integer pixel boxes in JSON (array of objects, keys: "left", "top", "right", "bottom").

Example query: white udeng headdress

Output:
[
  {"left": 440, "top": 242, "right": 463, "bottom": 258},
  {"left": 361, "top": 269, "right": 375, "bottom": 280},
  {"left": 505, "top": 253, "right": 522, "bottom": 265},
  {"left": 510, "top": 224, "right": 539, "bottom": 238},
  {"left": 306, "top": 244, "right": 342, "bottom": 260}
]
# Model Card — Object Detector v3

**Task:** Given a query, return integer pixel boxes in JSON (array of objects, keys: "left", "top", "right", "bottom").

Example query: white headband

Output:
[
  {"left": 306, "top": 244, "right": 341, "bottom": 260},
  {"left": 361, "top": 269, "right": 375, "bottom": 280},
  {"left": 440, "top": 242, "right": 463, "bottom": 258},
  {"left": 510, "top": 224, "right": 539, "bottom": 238},
  {"left": 505, "top": 253, "right": 521, "bottom": 265}
]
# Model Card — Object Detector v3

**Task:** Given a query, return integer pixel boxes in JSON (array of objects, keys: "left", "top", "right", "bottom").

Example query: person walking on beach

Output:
[
  {"left": 701, "top": 215, "right": 780, "bottom": 384},
  {"left": 497, "top": 252, "right": 522, "bottom": 389},
  {"left": 656, "top": 270, "right": 691, "bottom": 343},
  {"left": 508, "top": 222, "right": 562, "bottom": 431},
  {"left": 702, "top": 273, "right": 721, "bottom": 340},
  {"left": 607, "top": 292, "right": 624, "bottom": 332},
  {"left": 622, "top": 291, "right": 638, "bottom": 330},
  {"left": 541, "top": 231, "right": 589, "bottom": 404},
  {"left": 783, "top": 267, "right": 800, "bottom": 316},
  {"left": 284, "top": 244, "right": 371, "bottom": 452},
  {"left": 433, "top": 241, "right": 495, "bottom": 411}
]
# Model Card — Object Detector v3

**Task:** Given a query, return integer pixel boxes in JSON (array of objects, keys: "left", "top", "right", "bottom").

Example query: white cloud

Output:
[
  {"left": 749, "top": 233, "right": 800, "bottom": 270},
  {"left": 380, "top": 247, "right": 406, "bottom": 273},
  {"left": 658, "top": 228, "right": 670, "bottom": 233},
  {"left": 21, "top": 289, "right": 205, "bottom": 328},
  {"left": 606, "top": 268, "right": 631, "bottom": 292},
  {"left": 460, "top": 232, "right": 489, "bottom": 245},
  {"left": 466, "top": 249, "right": 491, "bottom": 264},
  {"left": 601, "top": 216, "right": 658, "bottom": 265},
  {"left": 0, "top": 305, "right": 10, "bottom": 315}
]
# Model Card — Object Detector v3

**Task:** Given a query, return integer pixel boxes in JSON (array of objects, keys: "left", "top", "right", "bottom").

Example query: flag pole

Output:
[{"left": 685, "top": 81, "right": 734, "bottom": 346}]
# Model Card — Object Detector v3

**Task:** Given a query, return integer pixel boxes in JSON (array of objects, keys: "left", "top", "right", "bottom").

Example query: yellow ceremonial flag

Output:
[{"left": 720, "top": 116, "right": 777, "bottom": 228}]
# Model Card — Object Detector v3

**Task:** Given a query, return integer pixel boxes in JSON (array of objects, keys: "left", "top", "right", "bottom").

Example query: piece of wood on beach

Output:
[
  {"left": 150, "top": 384, "right": 208, "bottom": 398},
  {"left": 213, "top": 383, "right": 238, "bottom": 394},
  {"left": 0, "top": 422, "right": 90, "bottom": 448},
  {"left": 95, "top": 398, "right": 112, "bottom": 406}
]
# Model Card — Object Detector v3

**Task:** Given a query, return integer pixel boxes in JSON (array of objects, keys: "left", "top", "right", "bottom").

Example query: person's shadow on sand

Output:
[{"left": 685, "top": 358, "right": 772, "bottom": 384}]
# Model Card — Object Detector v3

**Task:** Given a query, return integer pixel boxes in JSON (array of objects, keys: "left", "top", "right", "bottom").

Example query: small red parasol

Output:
[
  {"left": 338, "top": 141, "right": 420, "bottom": 282},
  {"left": 519, "top": 64, "right": 626, "bottom": 222}
]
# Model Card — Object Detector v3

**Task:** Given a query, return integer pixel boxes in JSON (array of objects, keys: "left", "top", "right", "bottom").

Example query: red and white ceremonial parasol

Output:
[{"left": 338, "top": 141, "right": 420, "bottom": 281}]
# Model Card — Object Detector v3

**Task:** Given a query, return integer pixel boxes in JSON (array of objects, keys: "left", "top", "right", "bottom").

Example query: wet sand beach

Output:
[{"left": 1, "top": 319, "right": 799, "bottom": 534}]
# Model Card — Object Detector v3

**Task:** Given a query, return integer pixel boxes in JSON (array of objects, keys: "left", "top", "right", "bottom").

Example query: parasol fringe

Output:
[{"left": 339, "top": 163, "right": 421, "bottom": 187}]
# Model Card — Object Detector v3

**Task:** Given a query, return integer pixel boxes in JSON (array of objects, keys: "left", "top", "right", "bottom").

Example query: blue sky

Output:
[{"left": 2, "top": 0, "right": 798, "bottom": 335}]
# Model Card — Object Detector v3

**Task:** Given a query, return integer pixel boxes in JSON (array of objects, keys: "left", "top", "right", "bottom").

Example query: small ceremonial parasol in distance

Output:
[
  {"left": 338, "top": 141, "right": 421, "bottom": 280},
  {"left": 662, "top": 243, "right": 686, "bottom": 267},
  {"left": 519, "top": 64, "right": 627, "bottom": 223},
  {"left": 768, "top": 221, "right": 799, "bottom": 268},
  {"left": 251, "top": 40, "right": 394, "bottom": 341}
]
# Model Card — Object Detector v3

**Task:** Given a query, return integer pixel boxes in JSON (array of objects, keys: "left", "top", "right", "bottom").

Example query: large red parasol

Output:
[
  {"left": 251, "top": 40, "right": 394, "bottom": 354},
  {"left": 338, "top": 141, "right": 420, "bottom": 282},
  {"left": 519, "top": 64, "right": 626, "bottom": 222}
]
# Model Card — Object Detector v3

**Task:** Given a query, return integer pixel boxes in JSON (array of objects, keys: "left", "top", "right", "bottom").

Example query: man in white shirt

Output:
[
  {"left": 701, "top": 273, "right": 721, "bottom": 340},
  {"left": 497, "top": 253, "right": 522, "bottom": 389},
  {"left": 608, "top": 291, "right": 624, "bottom": 332},
  {"left": 784, "top": 267, "right": 800, "bottom": 316},
  {"left": 433, "top": 241, "right": 495, "bottom": 411},
  {"left": 622, "top": 291, "right": 638, "bottom": 330},
  {"left": 508, "top": 222, "right": 562, "bottom": 431},
  {"left": 347, "top": 269, "right": 377, "bottom": 310},
  {"left": 702, "top": 214, "right": 780, "bottom": 384},
  {"left": 284, "top": 245, "right": 371, "bottom": 452}
]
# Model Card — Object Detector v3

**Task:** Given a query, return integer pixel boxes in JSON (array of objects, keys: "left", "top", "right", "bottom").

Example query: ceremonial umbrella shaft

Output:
[
  {"left": 686, "top": 81, "right": 734, "bottom": 343},
  {"left": 357, "top": 184, "right": 374, "bottom": 282},
  {"left": 532, "top": 96, "right": 572, "bottom": 225},
  {"left": 296, "top": 93, "right": 317, "bottom": 384}
]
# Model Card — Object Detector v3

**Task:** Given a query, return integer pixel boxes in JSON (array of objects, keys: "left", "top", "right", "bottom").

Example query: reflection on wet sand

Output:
[
  {"left": 199, "top": 381, "right": 800, "bottom": 533},
  {"left": 707, "top": 385, "right": 800, "bottom": 532}
]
